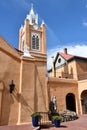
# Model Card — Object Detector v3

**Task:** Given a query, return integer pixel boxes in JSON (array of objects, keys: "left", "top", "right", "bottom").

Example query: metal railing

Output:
[
  {"left": 37, "top": 111, "right": 78, "bottom": 128},
  {"left": 38, "top": 112, "right": 51, "bottom": 125},
  {"left": 48, "top": 72, "right": 87, "bottom": 81}
]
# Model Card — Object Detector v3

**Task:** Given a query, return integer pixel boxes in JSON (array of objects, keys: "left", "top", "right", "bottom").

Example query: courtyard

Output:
[{"left": 0, "top": 115, "right": 87, "bottom": 130}]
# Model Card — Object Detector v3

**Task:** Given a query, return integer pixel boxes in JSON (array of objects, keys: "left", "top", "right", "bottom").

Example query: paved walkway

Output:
[
  {"left": 0, "top": 115, "right": 87, "bottom": 130},
  {"left": 41, "top": 115, "right": 87, "bottom": 130}
]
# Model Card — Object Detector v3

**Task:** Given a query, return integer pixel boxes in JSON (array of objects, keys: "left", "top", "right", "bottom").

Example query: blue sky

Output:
[{"left": 1, "top": 0, "right": 87, "bottom": 69}]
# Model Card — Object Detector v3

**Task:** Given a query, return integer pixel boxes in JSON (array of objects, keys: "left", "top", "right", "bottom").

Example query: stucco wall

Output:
[
  {"left": 47, "top": 78, "right": 79, "bottom": 113},
  {"left": 76, "top": 61, "right": 87, "bottom": 80},
  {"left": 20, "top": 57, "right": 47, "bottom": 123},
  {"left": 0, "top": 50, "right": 20, "bottom": 125}
]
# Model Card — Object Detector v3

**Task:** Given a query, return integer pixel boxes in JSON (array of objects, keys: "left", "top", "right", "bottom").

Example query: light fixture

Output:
[{"left": 9, "top": 80, "right": 15, "bottom": 93}]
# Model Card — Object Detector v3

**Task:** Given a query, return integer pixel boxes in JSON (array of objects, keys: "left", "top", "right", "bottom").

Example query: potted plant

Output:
[
  {"left": 52, "top": 115, "right": 62, "bottom": 127},
  {"left": 31, "top": 112, "right": 42, "bottom": 127}
]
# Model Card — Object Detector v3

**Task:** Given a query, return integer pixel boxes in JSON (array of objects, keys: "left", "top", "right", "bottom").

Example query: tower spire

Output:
[
  {"left": 26, "top": 3, "right": 38, "bottom": 25},
  {"left": 30, "top": 3, "right": 34, "bottom": 15}
]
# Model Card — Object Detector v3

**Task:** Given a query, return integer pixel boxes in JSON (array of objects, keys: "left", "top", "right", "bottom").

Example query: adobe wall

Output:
[
  {"left": 76, "top": 61, "right": 87, "bottom": 80},
  {"left": 20, "top": 56, "right": 47, "bottom": 123},
  {"left": 47, "top": 78, "right": 79, "bottom": 113},
  {"left": 0, "top": 50, "right": 20, "bottom": 125}
]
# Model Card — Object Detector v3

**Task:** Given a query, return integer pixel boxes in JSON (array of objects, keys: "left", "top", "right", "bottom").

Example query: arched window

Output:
[{"left": 32, "top": 33, "right": 40, "bottom": 50}]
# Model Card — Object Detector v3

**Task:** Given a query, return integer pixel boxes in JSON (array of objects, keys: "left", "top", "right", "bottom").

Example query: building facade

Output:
[
  {"left": 48, "top": 48, "right": 87, "bottom": 115},
  {"left": 0, "top": 5, "right": 87, "bottom": 126}
]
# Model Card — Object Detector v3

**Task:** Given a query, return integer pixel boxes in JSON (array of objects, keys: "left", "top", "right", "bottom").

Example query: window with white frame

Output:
[{"left": 32, "top": 33, "right": 40, "bottom": 50}]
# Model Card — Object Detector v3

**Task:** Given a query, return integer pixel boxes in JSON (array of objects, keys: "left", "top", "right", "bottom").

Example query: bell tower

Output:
[
  {"left": 18, "top": 4, "right": 47, "bottom": 124},
  {"left": 19, "top": 4, "right": 46, "bottom": 57}
]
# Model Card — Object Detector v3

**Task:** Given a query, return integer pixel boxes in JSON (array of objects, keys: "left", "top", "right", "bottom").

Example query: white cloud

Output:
[
  {"left": 47, "top": 44, "right": 87, "bottom": 70},
  {"left": 83, "top": 21, "right": 87, "bottom": 27}
]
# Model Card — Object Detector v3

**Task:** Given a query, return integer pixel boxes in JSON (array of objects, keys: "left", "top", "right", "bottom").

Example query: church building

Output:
[{"left": 0, "top": 4, "right": 87, "bottom": 125}]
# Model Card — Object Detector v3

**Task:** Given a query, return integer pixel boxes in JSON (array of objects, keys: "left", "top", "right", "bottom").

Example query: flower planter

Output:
[
  {"left": 54, "top": 120, "right": 60, "bottom": 127},
  {"left": 52, "top": 115, "right": 62, "bottom": 128},
  {"left": 31, "top": 112, "right": 42, "bottom": 127},
  {"left": 32, "top": 117, "right": 39, "bottom": 127}
]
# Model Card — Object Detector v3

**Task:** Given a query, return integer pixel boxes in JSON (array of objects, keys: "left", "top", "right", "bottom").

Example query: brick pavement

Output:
[
  {"left": 0, "top": 115, "right": 87, "bottom": 130},
  {"left": 41, "top": 115, "right": 87, "bottom": 130}
]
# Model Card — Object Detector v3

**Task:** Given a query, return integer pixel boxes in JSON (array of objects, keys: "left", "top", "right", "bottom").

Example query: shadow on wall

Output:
[
  {"left": 1, "top": 86, "right": 34, "bottom": 125},
  {"left": 13, "top": 88, "right": 34, "bottom": 122},
  {"left": 1, "top": 88, "right": 14, "bottom": 125},
  {"left": 34, "top": 65, "right": 47, "bottom": 112}
]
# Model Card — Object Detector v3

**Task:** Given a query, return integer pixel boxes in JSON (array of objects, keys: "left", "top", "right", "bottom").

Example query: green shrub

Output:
[
  {"left": 31, "top": 112, "right": 42, "bottom": 120},
  {"left": 52, "top": 115, "right": 62, "bottom": 121}
]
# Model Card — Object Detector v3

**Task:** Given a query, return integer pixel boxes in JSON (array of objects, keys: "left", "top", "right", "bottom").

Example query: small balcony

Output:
[{"left": 48, "top": 72, "right": 87, "bottom": 81}]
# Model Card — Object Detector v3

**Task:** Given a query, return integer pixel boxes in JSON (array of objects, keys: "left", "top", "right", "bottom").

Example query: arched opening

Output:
[
  {"left": 66, "top": 93, "right": 76, "bottom": 112},
  {"left": 81, "top": 90, "right": 87, "bottom": 114}
]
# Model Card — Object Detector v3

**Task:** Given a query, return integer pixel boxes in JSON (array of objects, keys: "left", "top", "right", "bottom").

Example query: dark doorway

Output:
[
  {"left": 81, "top": 90, "right": 87, "bottom": 114},
  {"left": 66, "top": 93, "right": 76, "bottom": 112}
]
